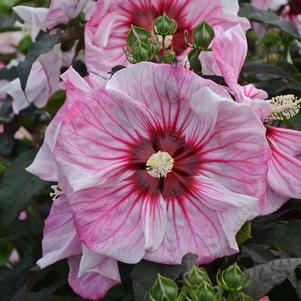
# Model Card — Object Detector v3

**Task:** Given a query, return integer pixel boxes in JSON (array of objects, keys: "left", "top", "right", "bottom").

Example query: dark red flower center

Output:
[
  {"left": 289, "top": 0, "right": 301, "bottom": 15},
  {"left": 120, "top": 1, "right": 191, "bottom": 55},
  {"left": 128, "top": 130, "right": 201, "bottom": 200}
]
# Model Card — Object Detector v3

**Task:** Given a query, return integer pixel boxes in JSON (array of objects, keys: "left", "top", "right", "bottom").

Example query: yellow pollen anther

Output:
[
  {"left": 146, "top": 151, "right": 174, "bottom": 178},
  {"left": 267, "top": 94, "right": 301, "bottom": 121}
]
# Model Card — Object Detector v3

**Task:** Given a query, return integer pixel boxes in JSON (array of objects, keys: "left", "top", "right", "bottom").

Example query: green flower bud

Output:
[
  {"left": 195, "top": 282, "right": 221, "bottom": 301},
  {"left": 216, "top": 263, "right": 249, "bottom": 293},
  {"left": 161, "top": 50, "right": 177, "bottom": 63},
  {"left": 126, "top": 40, "right": 150, "bottom": 63},
  {"left": 148, "top": 274, "right": 178, "bottom": 301},
  {"left": 192, "top": 21, "right": 214, "bottom": 50},
  {"left": 153, "top": 13, "right": 177, "bottom": 37},
  {"left": 127, "top": 25, "right": 149, "bottom": 47},
  {"left": 184, "top": 266, "right": 211, "bottom": 289},
  {"left": 148, "top": 39, "right": 161, "bottom": 59}
]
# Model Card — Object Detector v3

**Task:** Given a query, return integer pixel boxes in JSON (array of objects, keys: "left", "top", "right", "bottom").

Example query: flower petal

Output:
[
  {"left": 55, "top": 80, "right": 153, "bottom": 191},
  {"left": 37, "top": 195, "right": 81, "bottom": 269},
  {"left": 199, "top": 100, "right": 270, "bottom": 213},
  {"left": 70, "top": 182, "right": 145, "bottom": 263},
  {"left": 267, "top": 127, "right": 301, "bottom": 157},
  {"left": 141, "top": 195, "right": 167, "bottom": 251},
  {"left": 145, "top": 175, "right": 257, "bottom": 264},
  {"left": 68, "top": 255, "right": 120, "bottom": 301},
  {"left": 268, "top": 147, "right": 301, "bottom": 200},
  {"left": 106, "top": 62, "right": 230, "bottom": 146},
  {"left": 27, "top": 67, "right": 102, "bottom": 182},
  {"left": 13, "top": 6, "right": 48, "bottom": 40}
]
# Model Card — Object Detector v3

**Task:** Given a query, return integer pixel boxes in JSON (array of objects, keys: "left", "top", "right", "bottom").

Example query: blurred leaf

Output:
[
  {"left": 0, "top": 149, "right": 49, "bottom": 227},
  {"left": 239, "top": 3, "right": 300, "bottom": 39},
  {"left": 256, "top": 78, "right": 301, "bottom": 95},
  {"left": 17, "top": 31, "right": 59, "bottom": 92},
  {"left": 236, "top": 222, "right": 252, "bottom": 245},
  {"left": 245, "top": 258, "right": 301, "bottom": 299},
  {"left": 0, "top": 96, "right": 13, "bottom": 124},
  {"left": 0, "top": 256, "right": 33, "bottom": 301},
  {"left": 131, "top": 261, "right": 181, "bottom": 301},
  {"left": 251, "top": 220, "right": 301, "bottom": 257},
  {"left": 242, "top": 61, "right": 291, "bottom": 81},
  {"left": 0, "top": 66, "right": 18, "bottom": 81},
  {"left": 0, "top": 15, "right": 20, "bottom": 32},
  {"left": 44, "top": 90, "right": 66, "bottom": 115}
]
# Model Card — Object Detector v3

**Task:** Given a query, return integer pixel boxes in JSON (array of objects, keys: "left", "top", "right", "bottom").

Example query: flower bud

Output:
[
  {"left": 228, "top": 292, "right": 254, "bottom": 301},
  {"left": 153, "top": 13, "right": 177, "bottom": 37},
  {"left": 148, "top": 274, "right": 178, "bottom": 301},
  {"left": 161, "top": 50, "right": 177, "bottom": 63},
  {"left": 126, "top": 40, "right": 150, "bottom": 63},
  {"left": 184, "top": 265, "right": 211, "bottom": 289},
  {"left": 192, "top": 21, "right": 214, "bottom": 50},
  {"left": 217, "top": 263, "right": 249, "bottom": 293},
  {"left": 195, "top": 281, "right": 222, "bottom": 301}
]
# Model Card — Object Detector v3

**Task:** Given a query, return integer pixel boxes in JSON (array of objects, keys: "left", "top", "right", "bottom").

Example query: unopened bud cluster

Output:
[
  {"left": 147, "top": 263, "right": 254, "bottom": 301},
  {"left": 125, "top": 13, "right": 178, "bottom": 64}
]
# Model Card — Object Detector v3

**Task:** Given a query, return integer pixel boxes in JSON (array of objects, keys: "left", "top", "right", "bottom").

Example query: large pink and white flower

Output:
[
  {"left": 51, "top": 62, "right": 270, "bottom": 265},
  {"left": 85, "top": 0, "right": 250, "bottom": 75},
  {"left": 37, "top": 194, "right": 120, "bottom": 300},
  {"left": 0, "top": 45, "right": 62, "bottom": 114},
  {"left": 200, "top": 24, "right": 301, "bottom": 214}
]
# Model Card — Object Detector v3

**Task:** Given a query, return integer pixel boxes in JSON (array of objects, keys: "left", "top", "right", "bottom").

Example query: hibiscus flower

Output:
[
  {"left": 47, "top": 62, "right": 270, "bottom": 265},
  {"left": 85, "top": 0, "right": 250, "bottom": 75},
  {"left": 200, "top": 24, "right": 301, "bottom": 214}
]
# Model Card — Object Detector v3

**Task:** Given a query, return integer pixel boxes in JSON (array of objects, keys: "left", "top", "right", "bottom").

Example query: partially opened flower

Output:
[
  {"left": 200, "top": 24, "right": 301, "bottom": 214},
  {"left": 37, "top": 193, "right": 120, "bottom": 300},
  {"left": 264, "top": 121, "right": 301, "bottom": 213},
  {"left": 52, "top": 62, "right": 270, "bottom": 265},
  {"left": 85, "top": 0, "right": 250, "bottom": 75},
  {"left": 0, "top": 45, "right": 61, "bottom": 114},
  {"left": 13, "top": 0, "right": 92, "bottom": 40},
  {"left": 26, "top": 66, "right": 103, "bottom": 181}
]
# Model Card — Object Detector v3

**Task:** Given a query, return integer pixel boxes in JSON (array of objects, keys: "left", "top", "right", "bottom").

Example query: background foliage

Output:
[{"left": 0, "top": 0, "right": 301, "bottom": 300}]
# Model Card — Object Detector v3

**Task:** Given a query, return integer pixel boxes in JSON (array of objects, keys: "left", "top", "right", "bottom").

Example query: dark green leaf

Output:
[
  {"left": 0, "top": 15, "right": 20, "bottom": 33},
  {"left": 0, "top": 66, "right": 18, "bottom": 81},
  {"left": 131, "top": 260, "right": 181, "bottom": 301},
  {"left": 17, "top": 31, "right": 59, "bottom": 92},
  {"left": 236, "top": 222, "right": 252, "bottom": 245},
  {"left": 251, "top": 220, "right": 301, "bottom": 257},
  {"left": 245, "top": 258, "right": 301, "bottom": 298},
  {"left": 0, "top": 149, "right": 49, "bottom": 227},
  {"left": 239, "top": 3, "right": 300, "bottom": 39}
]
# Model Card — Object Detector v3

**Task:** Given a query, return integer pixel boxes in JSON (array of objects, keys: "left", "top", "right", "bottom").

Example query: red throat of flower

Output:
[
  {"left": 128, "top": 129, "right": 201, "bottom": 200},
  {"left": 121, "top": 1, "right": 190, "bottom": 55}
]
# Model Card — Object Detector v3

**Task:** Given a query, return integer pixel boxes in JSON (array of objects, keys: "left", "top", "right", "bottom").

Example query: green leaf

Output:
[
  {"left": 0, "top": 15, "right": 20, "bottom": 32},
  {"left": 131, "top": 260, "right": 181, "bottom": 301},
  {"left": 17, "top": 31, "right": 59, "bottom": 92},
  {"left": 236, "top": 222, "right": 251, "bottom": 245},
  {"left": 0, "top": 149, "right": 49, "bottom": 227},
  {"left": 239, "top": 3, "right": 300, "bottom": 40},
  {"left": 245, "top": 258, "right": 301, "bottom": 299},
  {"left": 251, "top": 220, "right": 301, "bottom": 257}
]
